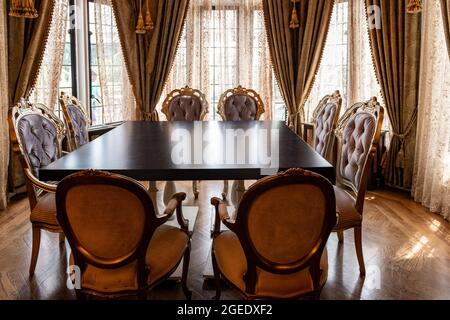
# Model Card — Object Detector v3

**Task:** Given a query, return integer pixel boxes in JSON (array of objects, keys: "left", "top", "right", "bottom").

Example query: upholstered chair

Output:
[
  {"left": 311, "top": 91, "right": 342, "bottom": 162},
  {"left": 162, "top": 86, "right": 209, "bottom": 199},
  {"left": 217, "top": 86, "right": 265, "bottom": 203},
  {"left": 8, "top": 98, "right": 66, "bottom": 276},
  {"left": 211, "top": 169, "right": 336, "bottom": 300},
  {"left": 59, "top": 92, "right": 91, "bottom": 152},
  {"left": 56, "top": 170, "right": 192, "bottom": 300},
  {"left": 333, "top": 97, "right": 384, "bottom": 276}
]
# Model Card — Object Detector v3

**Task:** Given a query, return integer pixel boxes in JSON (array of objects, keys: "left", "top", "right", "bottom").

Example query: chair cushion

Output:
[
  {"left": 333, "top": 186, "right": 362, "bottom": 231},
  {"left": 17, "top": 114, "right": 59, "bottom": 176},
  {"left": 314, "top": 102, "right": 338, "bottom": 157},
  {"left": 30, "top": 193, "right": 59, "bottom": 226},
  {"left": 224, "top": 95, "right": 258, "bottom": 121},
  {"left": 67, "top": 104, "right": 89, "bottom": 149},
  {"left": 168, "top": 96, "right": 202, "bottom": 121},
  {"left": 80, "top": 225, "right": 189, "bottom": 294},
  {"left": 213, "top": 231, "right": 328, "bottom": 299}
]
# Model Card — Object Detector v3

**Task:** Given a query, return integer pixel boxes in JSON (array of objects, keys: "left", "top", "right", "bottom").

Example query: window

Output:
[
  {"left": 88, "top": 1, "right": 128, "bottom": 125},
  {"left": 163, "top": 1, "right": 286, "bottom": 122},
  {"left": 31, "top": 0, "right": 76, "bottom": 118},
  {"left": 304, "top": 0, "right": 349, "bottom": 122}
]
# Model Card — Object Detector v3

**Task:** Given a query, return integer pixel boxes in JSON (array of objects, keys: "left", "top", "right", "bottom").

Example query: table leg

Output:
[
  {"left": 164, "top": 181, "right": 177, "bottom": 206},
  {"left": 230, "top": 180, "right": 246, "bottom": 208}
]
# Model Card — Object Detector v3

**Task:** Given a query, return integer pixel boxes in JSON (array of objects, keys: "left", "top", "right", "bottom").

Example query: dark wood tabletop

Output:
[{"left": 39, "top": 121, "right": 335, "bottom": 183}]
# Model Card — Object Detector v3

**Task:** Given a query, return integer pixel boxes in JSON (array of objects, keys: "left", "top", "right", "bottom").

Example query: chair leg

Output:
[
  {"left": 354, "top": 227, "right": 366, "bottom": 276},
  {"left": 222, "top": 180, "right": 229, "bottom": 200},
  {"left": 211, "top": 250, "right": 221, "bottom": 300},
  {"left": 29, "top": 226, "right": 41, "bottom": 277},
  {"left": 192, "top": 181, "right": 199, "bottom": 199},
  {"left": 181, "top": 241, "right": 192, "bottom": 300},
  {"left": 59, "top": 233, "right": 65, "bottom": 244},
  {"left": 75, "top": 290, "right": 87, "bottom": 300},
  {"left": 337, "top": 231, "right": 344, "bottom": 243}
]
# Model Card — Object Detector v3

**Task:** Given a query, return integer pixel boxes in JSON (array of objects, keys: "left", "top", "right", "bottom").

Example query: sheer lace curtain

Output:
[
  {"left": 304, "top": 0, "right": 381, "bottom": 122},
  {"left": 162, "top": 0, "right": 273, "bottom": 120},
  {"left": 30, "top": 0, "right": 68, "bottom": 110},
  {"left": 412, "top": 0, "right": 450, "bottom": 221},
  {"left": 94, "top": 0, "right": 137, "bottom": 124},
  {"left": 0, "top": 1, "right": 9, "bottom": 210}
]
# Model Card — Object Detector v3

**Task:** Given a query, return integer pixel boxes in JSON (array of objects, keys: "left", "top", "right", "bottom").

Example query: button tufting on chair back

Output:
[
  {"left": 17, "top": 114, "right": 60, "bottom": 176},
  {"left": 67, "top": 104, "right": 89, "bottom": 148},
  {"left": 314, "top": 102, "right": 338, "bottom": 156},
  {"left": 224, "top": 95, "right": 258, "bottom": 121},
  {"left": 339, "top": 113, "right": 376, "bottom": 188},
  {"left": 168, "top": 95, "right": 202, "bottom": 121}
]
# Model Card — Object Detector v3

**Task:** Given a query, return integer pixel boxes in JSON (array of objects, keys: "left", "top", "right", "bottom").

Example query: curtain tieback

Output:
[
  {"left": 391, "top": 109, "right": 418, "bottom": 169},
  {"left": 142, "top": 110, "right": 159, "bottom": 121}
]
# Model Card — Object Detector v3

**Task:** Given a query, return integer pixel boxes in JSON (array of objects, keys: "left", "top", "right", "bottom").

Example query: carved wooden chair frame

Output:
[
  {"left": 217, "top": 85, "right": 265, "bottom": 121},
  {"left": 161, "top": 86, "right": 209, "bottom": 121},
  {"left": 56, "top": 170, "right": 192, "bottom": 299},
  {"left": 334, "top": 97, "right": 384, "bottom": 215},
  {"left": 8, "top": 98, "right": 66, "bottom": 276},
  {"left": 211, "top": 169, "right": 337, "bottom": 300},
  {"left": 59, "top": 92, "right": 91, "bottom": 152}
]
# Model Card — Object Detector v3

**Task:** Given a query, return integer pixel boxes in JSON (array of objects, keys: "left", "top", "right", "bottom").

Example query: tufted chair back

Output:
[
  {"left": 335, "top": 97, "right": 384, "bottom": 213},
  {"left": 312, "top": 91, "right": 342, "bottom": 159},
  {"left": 162, "top": 86, "right": 208, "bottom": 121},
  {"left": 59, "top": 93, "right": 91, "bottom": 151},
  {"left": 229, "top": 169, "right": 336, "bottom": 296},
  {"left": 9, "top": 99, "right": 65, "bottom": 179},
  {"left": 218, "top": 86, "right": 265, "bottom": 121}
]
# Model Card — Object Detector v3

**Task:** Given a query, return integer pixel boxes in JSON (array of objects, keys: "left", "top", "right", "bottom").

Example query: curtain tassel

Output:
[
  {"left": 144, "top": 0, "right": 154, "bottom": 30},
  {"left": 289, "top": 0, "right": 300, "bottom": 29},
  {"left": 136, "top": 0, "right": 147, "bottom": 34},
  {"left": 407, "top": 0, "right": 423, "bottom": 14},
  {"left": 9, "top": 0, "right": 39, "bottom": 19}
]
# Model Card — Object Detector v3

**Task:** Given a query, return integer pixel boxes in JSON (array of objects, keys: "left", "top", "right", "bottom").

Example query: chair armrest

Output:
[
  {"left": 211, "top": 197, "right": 235, "bottom": 237},
  {"left": 24, "top": 168, "right": 57, "bottom": 193},
  {"left": 159, "top": 192, "right": 189, "bottom": 234}
]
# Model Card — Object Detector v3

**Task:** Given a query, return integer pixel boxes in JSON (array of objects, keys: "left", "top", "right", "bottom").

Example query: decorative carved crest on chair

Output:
[
  {"left": 59, "top": 92, "right": 91, "bottom": 152},
  {"left": 217, "top": 85, "right": 265, "bottom": 121},
  {"left": 161, "top": 86, "right": 209, "bottom": 121}
]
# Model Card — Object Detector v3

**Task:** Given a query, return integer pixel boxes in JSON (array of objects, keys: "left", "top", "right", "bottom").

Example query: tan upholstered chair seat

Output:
[
  {"left": 333, "top": 186, "right": 362, "bottom": 231},
  {"left": 213, "top": 231, "right": 328, "bottom": 299},
  {"left": 78, "top": 225, "right": 189, "bottom": 294},
  {"left": 30, "top": 193, "right": 59, "bottom": 226}
]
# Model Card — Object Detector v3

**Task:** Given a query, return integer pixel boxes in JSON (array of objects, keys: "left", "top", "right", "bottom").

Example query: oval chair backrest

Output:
[
  {"left": 162, "top": 86, "right": 209, "bottom": 121},
  {"left": 312, "top": 91, "right": 342, "bottom": 158},
  {"left": 232, "top": 169, "right": 336, "bottom": 293},
  {"left": 335, "top": 97, "right": 384, "bottom": 196},
  {"left": 59, "top": 93, "right": 91, "bottom": 151},
  {"left": 56, "top": 171, "right": 158, "bottom": 270},
  {"left": 9, "top": 99, "right": 65, "bottom": 178},
  {"left": 218, "top": 86, "right": 265, "bottom": 121}
]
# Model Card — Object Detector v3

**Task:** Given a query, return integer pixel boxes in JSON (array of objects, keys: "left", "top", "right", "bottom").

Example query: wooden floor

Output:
[{"left": 0, "top": 180, "right": 449, "bottom": 300}]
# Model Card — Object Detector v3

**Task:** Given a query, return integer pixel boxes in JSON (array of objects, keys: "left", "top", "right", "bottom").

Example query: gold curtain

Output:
[
  {"left": 7, "top": 0, "right": 55, "bottom": 190},
  {"left": 7, "top": 0, "right": 55, "bottom": 105},
  {"left": 365, "top": 0, "right": 421, "bottom": 189},
  {"left": 262, "top": 0, "right": 334, "bottom": 135},
  {"left": 442, "top": 0, "right": 450, "bottom": 59},
  {"left": 111, "top": 0, "right": 190, "bottom": 121}
]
